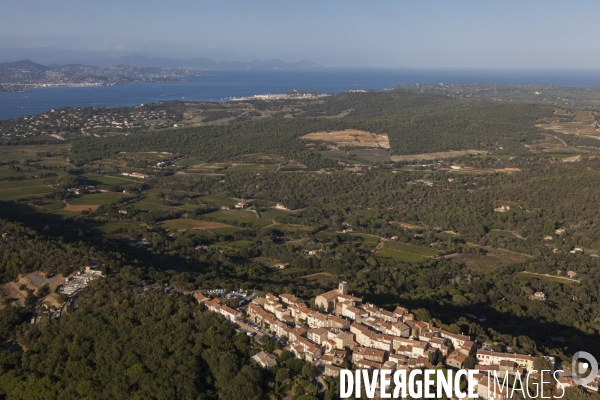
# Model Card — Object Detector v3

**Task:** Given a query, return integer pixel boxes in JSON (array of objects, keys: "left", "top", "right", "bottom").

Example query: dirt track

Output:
[
  {"left": 301, "top": 272, "right": 336, "bottom": 280},
  {"left": 162, "top": 219, "right": 232, "bottom": 230},
  {"left": 65, "top": 204, "right": 100, "bottom": 211},
  {"left": 390, "top": 149, "right": 486, "bottom": 161}
]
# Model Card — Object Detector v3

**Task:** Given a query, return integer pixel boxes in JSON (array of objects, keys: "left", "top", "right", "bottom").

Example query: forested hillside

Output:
[
  {"left": 1, "top": 278, "right": 266, "bottom": 399},
  {"left": 65, "top": 91, "right": 555, "bottom": 167}
]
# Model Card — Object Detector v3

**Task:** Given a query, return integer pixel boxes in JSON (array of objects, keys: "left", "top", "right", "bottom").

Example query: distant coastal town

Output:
[
  {"left": 229, "top": 91, "right": 331, "bottom": 101},
  {"left": 229, "top": 89, "right": 371, "bottom": 101}
]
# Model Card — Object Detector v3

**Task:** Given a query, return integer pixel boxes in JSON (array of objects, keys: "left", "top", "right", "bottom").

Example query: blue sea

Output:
[{"left": 1, "top": 69, "right": 599, "bottom": 120}]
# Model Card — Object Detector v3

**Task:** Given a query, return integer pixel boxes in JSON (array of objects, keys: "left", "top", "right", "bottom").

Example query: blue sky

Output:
[{"left": 1, "top": 0, "right": 599, "bottom": 68}]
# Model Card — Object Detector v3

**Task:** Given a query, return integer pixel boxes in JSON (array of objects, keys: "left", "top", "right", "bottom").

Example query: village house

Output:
[
  {"left": 306, "top": 310, "right": 329, "bottom": 328},
  {"left": 430, "top": 327, "right": 471, "bottom": 348},
  {"left": 320, "top": 353, "right": 335, "bottom": 365},
  {"left": 476, "top": 350, "right": 553, "bottom": 371},
  {"left": 557, "top": 376, "right": 577, "bottom": 390},
  {"left": 393, "top": 306, "right": 409, "bottom": 319},
  {"left": 324, "top": 331, "right": 356, "bottom": 352},
  {"left": 362, "top": 316, "right": 391, "bottom": 332},
  {"left": 498, "top": 360, "right": 524, "bottom": 377},
  {"left": 193, "top": 292, "right": 209, "bottom": 303},
  {"left": 324, "top": 364, "right": 343, "bottom": 377},
  {"left": 388, "top": 353, "right": 406, "bottom": 367},
  {"left": 388, "top": 321, "right": 411, "bottom": 337},
  {"left": 352, "top": 347, "right": 387, "bottom": 364},
  {"left": 279, "top": 293, "right": 303, "bottom": 306},
  {"left": 307, "top": 327, "right": 329, "bottom": 345},
  {"left": 330, "top": 349, "right": 348, "bottom": 365},
  {"left": 427, "top": 336, "right": 449, "bottom": 352},
  {"left": 292, "top": 337, "right": 323, "bottom": 362},
  {"left": 320, "top": 348, "right": 349, "bottom": 366},
  {"left": 354, "top": 358, "right": 383, "bottom": 370},
  {"left": 350, "top": 322, "right": 376, "bottom": 347},
  {"left": 460, "top": 340, "right": 477, "bottom": 356},
  {"left": 205, "top": 298, "right": 242, "bottom": 322},
  {"left": 340, "top": 304, "right": 368, "bottom": 322},
  {"left": 392, "top": 337, "right": 429, "bottom": 356},
  {"left": 370, "top": 334, "right": 394, "bottom": 352},
  {"left": 476, "top": 374, "right": 509, "bottom": 400},
  {"left": 407, "top": 357, "right": 433, "bottom": 370},
  {"left": 402, "top": 313, "right": 415, "bottom": 321},
  {"left": 529, "top": 292, "right": 546, "bottom": 301},
  {"left": 285, "top": 327, "right": 307, "bottom": 343},
  {"left": 325, "top": 314, "right": 351, "bottom": 330},
  {"left": 361, "top": 303, "right": 399, "bottom": 323},
  {"left": 446, "top": 349, "right": 468, "bottom": 368}
]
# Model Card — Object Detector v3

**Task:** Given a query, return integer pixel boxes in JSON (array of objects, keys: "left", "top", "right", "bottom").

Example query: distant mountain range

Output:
[
  {"left": 0, "top": 47, "right": 324, "bottom": 70},
  {"left": 0, "top": 57, "right": 324, "bottom": 92},
  {"left": 77, "top": 56, "right": 323, "bottom": 70},
  {"left": 0, "top": 60, "right": 198, "bottom": 92}
]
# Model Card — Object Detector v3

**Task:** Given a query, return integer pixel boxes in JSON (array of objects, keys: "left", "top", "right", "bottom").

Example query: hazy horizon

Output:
[{"left": 2, "top": 0, "right": 600, "bottom": 69}]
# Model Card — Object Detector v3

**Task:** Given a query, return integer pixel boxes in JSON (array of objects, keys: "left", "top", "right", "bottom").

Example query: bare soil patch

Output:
[
  {"left": 495, "top": 168, "right": 521, "bottom": 172},
  {"left": 391, "top": 150, "right": 487, "bottom": 161},
  {"left": 0, "top": 282, "right": 26, "bottom": 307},
  {"left": 65, "top": 204, "right": 100, "bottom": 211},
  {"left": 250, "top": 257, "right": 282, "bottom": 267},
  {"left": 0, "top": 272, "right": 64, "bottom": 307},
  {"left": 389, "top": 221, "right": 421, "bottom": 230},
  {"left": 519, "top": 271, "right": 580, "bottom": 284},
  {"left": 562, "top": 155, "right": 582, "bottom": 163},
  {"left": 302, "top": 130, "right": 390, "bottom": 149}
]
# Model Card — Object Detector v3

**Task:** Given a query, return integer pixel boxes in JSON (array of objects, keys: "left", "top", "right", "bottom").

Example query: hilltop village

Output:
[{"left": 194, "top": 282, "right": 584, "bottom": 397}]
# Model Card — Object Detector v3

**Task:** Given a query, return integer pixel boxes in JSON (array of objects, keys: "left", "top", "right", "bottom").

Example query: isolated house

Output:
[{"left": 252, "top": 351, "right": 278, "bottom": 368}]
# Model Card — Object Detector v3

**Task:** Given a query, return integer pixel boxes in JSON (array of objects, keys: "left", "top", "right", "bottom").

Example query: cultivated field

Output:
[
  {"left": 302, "top": 129, "right": 390, "bottom": 149},
  {"left": 68, "top": 192, "right": 126, "bottom": 205},
  {"left": 161, "top": 219, "right": 232, "bottom": 231},
  {"left": 538, "top": 110, "right": 600, "bottom": 138},
  {"left": 445, "top": 246, "right": 531, "bottom": 272},
  {"left": 383, "top": 241, "right": 439, "bottom": 257},
  {"left": 202, "top": 210, "right": 273, "bottom": 227},
  {"left": 35, "top": 200, "right": 64, "bottom": 211},
  {"left": 376, "top": 249, "right": 427, "bottom": 263},
  {"left": 64, "top": 204, "right": 100, "bottom": 211},
  {"left": 390, "top": 149, "right": 487, "bottom": 161}
]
